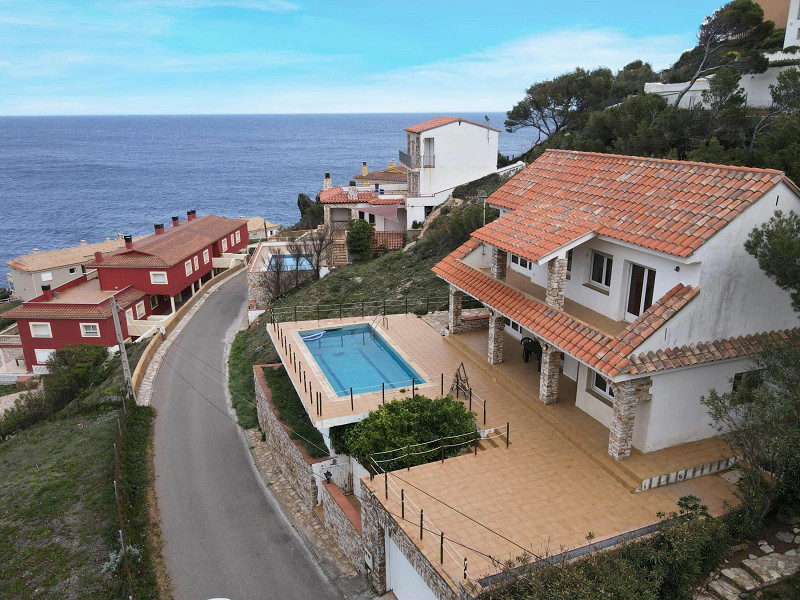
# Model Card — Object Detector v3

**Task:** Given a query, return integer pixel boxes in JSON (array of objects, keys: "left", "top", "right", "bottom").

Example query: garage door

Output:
[{"left": 385, "top": 530, "right": 438, "bottom": 600}]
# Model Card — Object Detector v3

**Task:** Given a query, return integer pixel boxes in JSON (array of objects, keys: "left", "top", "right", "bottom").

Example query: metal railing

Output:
[{"left": 270, "top": 296, "right": 451, "bottom": 323}]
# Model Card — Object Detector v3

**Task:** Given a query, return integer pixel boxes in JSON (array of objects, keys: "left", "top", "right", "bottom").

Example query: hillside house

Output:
[
  {"left": 244, "top": 216, "right": 280, "bottom": 241},
  {"left": 434, "top": 150, "right": 800, "bottom": 459}
]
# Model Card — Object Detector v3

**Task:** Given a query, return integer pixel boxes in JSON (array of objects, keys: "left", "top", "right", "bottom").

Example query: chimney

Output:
[
  {"left": 172, "top": 216, "right": 179, "bottom": 227},
  {"left": 187, "top": 209, "right": 197, "bottom": 221},
  {"left": 117, "top": 233, "right": 124, "bottom": 240},
  {"left": 33, "top": 248, "right": 39, "bottom": 254},
  {"left": 41, "top": 284, "right": 53, "bottom": 301},
  {"left": 80, "top": 240, "right": 87, "bottom": 246},
  {"left": 94, "top": 251, "right": 103, "bottom": 262},
  {"left": 124, "top": 235, "right": 133, "bottom": 249},
  {"left": 155, "top": 223, "right": 165, "bottom": 235},
  {"left": 361, "top": 161, "right": 368, "bottom": 177},
  {"left": 323, "top": 173, "right": 332, "bottom": 190},
  {"left": 347, "top": 187, "right": 358, "bottom": 201}
]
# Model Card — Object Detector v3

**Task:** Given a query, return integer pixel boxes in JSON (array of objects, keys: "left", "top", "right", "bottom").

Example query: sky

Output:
[{"left": 0, "top": 0, "right": 728, "bottom": 116}]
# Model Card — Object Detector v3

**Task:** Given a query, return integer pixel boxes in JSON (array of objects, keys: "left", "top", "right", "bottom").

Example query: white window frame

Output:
[
  {"left": 30, "top": 322, "right": 53, "bottom": 338},
  {"left": 135, "top": 300, "right": 146, "bottom": 319},
  {"left": 235, "top": 230, "right": 241, "bottom": 244},
  {"left": 125, "top": 307, "right": 134, "bottom": 322},
  {"left": 150, "top": 271, "right": 168, "bottom": 285},
  {"left": 624, "top": 262, "right": 657, "bottom": 320},
  {"left": 149, "top": 295, "right": 158, "bottom": 309},
  {"left": 35, "top": 348, "right": 55, "bottom": 364},
  {"left": 41, "top": 271, "right": 53, "bottom": 282},
  {"left": 589, "top": 251, "right": 613, "bottom": 289},
  {"left": 193, "top": 256, "right": 199, "bottom": 270},
  {"left": 184, "top": 260, "right": 192, "bottom": 276},
  {"left": 203, "top": 249, "right": 210, "bottom": 264},
  {"left": 221, "top": 238, "right": 228, "bottom": 252},
  {"left": 589, "top": 369, "right": 614, "bottom": 400},
  {"left": 80, "top": 322, "right": 101, "bottom": 338}
]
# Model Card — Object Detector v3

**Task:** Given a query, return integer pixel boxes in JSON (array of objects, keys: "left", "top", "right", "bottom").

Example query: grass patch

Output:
[
  {"left": 263, "top": 366, "right": 328, "bottom": 458},
  {"left": 118, "top": 403, "right": 159, "bottom": 599},
  {"left": 228, "top": 324, "right": 278, "bottom": 428},
  {"left": 0, "top": 409, "right": 125, "bottom": 599},
  {"left": 0, "top": 384, "right": 17, "bottom": 398}
]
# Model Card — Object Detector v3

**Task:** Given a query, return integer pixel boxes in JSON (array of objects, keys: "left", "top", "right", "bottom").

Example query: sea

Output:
[{"left": 0, "top": 113, "right": 539, "bottom": 280}]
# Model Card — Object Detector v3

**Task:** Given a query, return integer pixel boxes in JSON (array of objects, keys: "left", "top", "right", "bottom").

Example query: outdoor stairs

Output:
[
  {"left": 331, "top": 240, "right": 348, "bottom": 267},
  {"left": 444, "top": 333, "right": 646, "bottom": 492}
]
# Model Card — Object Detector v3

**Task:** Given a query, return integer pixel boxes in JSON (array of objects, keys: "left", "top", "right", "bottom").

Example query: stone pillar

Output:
[
  {"left": 448, "top": 285, "right": 463, "bottom": 334},
  {"left": 488, "top": 310, "right": 504, "bottom": 364},
  {"left": 361, "top": 488, "right": 388, "bottom": 594},
  {"left": 350, "top": 208, "right": 359, "bottom": 221},
  {"left": 545, "top": 256, "right": 568, "bottom": 310},
  {"left": 538, "top": 345, "right": 561, "bottom": 405},
  {"left": 608, "top": 377, "right": 652, "bottom": 460},
  {"left": 323, "top": 205, "right": 332, "bottom": 226},
  {"left": 490, "top": 246, "right": 507, "bottom": 281}
]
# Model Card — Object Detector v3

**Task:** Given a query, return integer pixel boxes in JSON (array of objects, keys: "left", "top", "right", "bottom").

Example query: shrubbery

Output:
[
  {"left": 346, "top": 219, "right": 374, "bottom": 258},
  {"left": 412, "top": 203, "right": 499, "bottom": 260}
]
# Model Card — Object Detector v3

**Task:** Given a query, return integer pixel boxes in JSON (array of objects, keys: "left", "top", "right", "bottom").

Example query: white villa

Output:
[
  {"left": 645, "top": 0, "right": 800, "bottom": 108},
  {"left": 435, "top": 150, "right": 800, "bottom": 460},
  {"left": 321, "top": 116, "right": 517, "bottom": 239}
]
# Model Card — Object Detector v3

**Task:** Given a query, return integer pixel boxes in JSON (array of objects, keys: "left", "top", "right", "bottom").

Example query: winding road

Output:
[{"left": 151, "top": 272, "right": 339, "bottom": 600}]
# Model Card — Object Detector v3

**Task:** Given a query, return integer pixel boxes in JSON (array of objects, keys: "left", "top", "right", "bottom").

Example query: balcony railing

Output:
[{"left": 398, "top": 150, "right": 419, "bottom": 169}]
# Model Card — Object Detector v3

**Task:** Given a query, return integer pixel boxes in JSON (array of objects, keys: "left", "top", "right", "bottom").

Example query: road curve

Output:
[{"left": 151, "top": 272, "right": 339, "bottom": 600}]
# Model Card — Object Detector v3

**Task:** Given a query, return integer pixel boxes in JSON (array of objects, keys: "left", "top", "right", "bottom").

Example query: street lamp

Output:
[{"left": 478, "top": 190, "right": 488, "bottom": 226}]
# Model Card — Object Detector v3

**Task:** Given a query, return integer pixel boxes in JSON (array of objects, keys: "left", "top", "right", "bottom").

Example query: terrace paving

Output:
[{"left": 270, "top": 313, "right": 736, "bottom": 589}]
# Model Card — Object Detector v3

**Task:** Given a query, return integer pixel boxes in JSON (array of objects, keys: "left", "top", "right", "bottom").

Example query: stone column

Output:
[
  {"left": 323, "top": 205, "right": 331, "bottom": 226},
  {"left": 350, "top": 208, "right": 359, "bottom": 221},
  {"left": 490, "top": 246, "right": 507, "bottom": 281},
  {"left": 538, "top": 345, "right": 561, "bottom": 405},
  {"left": 545, "top": 256, "right": 568, "bottom": 310},
  {"left": 488, "top": 310, "right": 504, "bottom": 364},
  {"left": 448, "top": 285, "right": 463, "bottom": 334},
  {"left": 361, "top": 488, "right": 388, "bottom": 594},
  {"left": 608, "top": 377, "right": 652, "bottom": 460}
]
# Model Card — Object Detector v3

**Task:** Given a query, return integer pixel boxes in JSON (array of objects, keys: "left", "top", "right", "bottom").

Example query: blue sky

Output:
[{"left": 0, "top": 0, "right": 726, "bottom": 115}]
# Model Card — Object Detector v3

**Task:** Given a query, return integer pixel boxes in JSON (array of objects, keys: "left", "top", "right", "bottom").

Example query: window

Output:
[
  {"left": 41, "top": 272, "right": 53, "bottom": 282},
  {"left": 504, "top": 317, "right": 522, "bottom": 333},
  {"left": 193, "top": 256, "right": 199, "bottom": 271},
  {"left": 150, "top": 295, "right": 158, "bottom": 309},
  {"left": 203, "top": 249, "right": 210, "bottom": 264},
  {"left": 230, "top": 234, "right": 234, "bottom": 245},
  {"left": 368, "top": 213, "right": 375, "bottom": 225},
  {"left": 185, "top": 260, "right": 192, "bottom": 276},
  {"left": 68, "top": 267, "right": 76, "bottom": 274},
  {"left": 135, "top": 301, "right": 146, "bottom": 319},
  {"left": 222, "top": 238, "right": 228, "bottom": 252},
  {"left": 423, "top": 137, "right": 435, "bottom": 167},
  {"left": 358, "top": 211, "right": 365, "bottom": 220},
  {"left": 510, "top": 254, "right": 531, "bottom": 269},
  {"left": 511, "top": 254, "right": 519, "bottom": 265},
  {"left": 590, "top": 251, "right": 613, "bottom": 288},
  {"left": 235, "top": 230, "right": 241, "bottom": 244},
  {"left": 732, "top": 370, "right": 763, "bottom": 394},
  {"left": 150, "top": 271, "right": 168, "bottom": 285},
  {"left": 566, "top": 249, "right": 573, "bottom": 273},
  {"left": 80, "top": 323, "right": 100, "bottom": 337},
  {"left": 30, "top": 322, "right": 52, "bottom": 338},
  {"left": 626, "top": 264, "right": 656, "bottom": 318},
  {"left": 35, "top": 349, "right": 55, "bottom": 364},
  {"left": 590, "top": 369, "right": 614, "bottom": 400}
]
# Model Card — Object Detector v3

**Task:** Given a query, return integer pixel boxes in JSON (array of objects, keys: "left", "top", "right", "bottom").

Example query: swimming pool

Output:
[
  {"left": 269, "top": 255, "right": 312, "bottom": 270},
  {"left": 300, "top": 324, "right": 424, "bottom": 396}
]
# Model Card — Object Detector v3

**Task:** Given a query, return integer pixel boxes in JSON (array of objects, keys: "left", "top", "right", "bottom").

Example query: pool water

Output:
[
  {"left": 269, "top": 255, "right": 312, "bottom": 270},
  {"left": 300, "top": 324, "right": 424, "bottom": 396}
]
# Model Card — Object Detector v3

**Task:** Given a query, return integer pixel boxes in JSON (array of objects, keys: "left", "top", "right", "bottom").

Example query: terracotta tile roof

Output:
[
  {"left": 433, "top": 240, "right": 699, "bottom": 378},
  {"left": 85, "top": 215, "right": 246, "bottom": 269},
  {"left": 2, "top": 286, "right": 145, "bottom": 320},
  {"left": 245, "top": 216, "right": 279, "bottom": 232},
  {"left": 6, "top": 237, "right": 140, "bottom": 272},
  {"left": 319, "top": 187, "right": 405, "bottom": 206},
  {"left": 405, "top": 116, "right": 501, "bottom": 134},
  {"left": 477, "top": 150, "right": 789, "bottom": 261},
  {"left": 354, "top": 165, "right": 408, "bottom": 183},
  {"left": 629, "top": 329, "right": 800, "bottom": 374}
]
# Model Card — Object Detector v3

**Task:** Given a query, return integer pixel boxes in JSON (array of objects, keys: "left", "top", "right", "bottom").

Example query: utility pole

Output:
[{"left": 109, "top": 296, "right": 135, "bottom": 403}]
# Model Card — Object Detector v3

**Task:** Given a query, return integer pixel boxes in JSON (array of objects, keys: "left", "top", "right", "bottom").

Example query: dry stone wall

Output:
[{"left": 321, "top": 481, "right": 365, "bottom": 575}]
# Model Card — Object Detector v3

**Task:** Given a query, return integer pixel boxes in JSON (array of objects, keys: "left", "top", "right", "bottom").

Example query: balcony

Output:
[
  {"left": 398, "top": 150, "right": 419, "bottom": 169},
  {"left": 477, "top": 267, "right": 628, "bottom": 337}
]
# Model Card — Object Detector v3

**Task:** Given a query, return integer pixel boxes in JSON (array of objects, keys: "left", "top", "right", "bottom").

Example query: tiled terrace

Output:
[{"left": 270, "top": 314, "right": 735, "bottom": 590}]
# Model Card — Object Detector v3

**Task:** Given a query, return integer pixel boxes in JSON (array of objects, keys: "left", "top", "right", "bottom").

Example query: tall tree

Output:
[
  {"left": 750, "top": 67, "right": 800, "bottom": 148},
  {"left": 745, "top": 210, "right": 800, "bottom": 311},
  {"left": 305, "top": 222, "right": 336, "bottom": 280}
]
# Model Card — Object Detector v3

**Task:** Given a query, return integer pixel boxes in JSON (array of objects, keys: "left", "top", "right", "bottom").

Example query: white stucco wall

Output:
[
  {"left": 575, "top": 364, "right": 614, "bottom": 428},
  {"left": 784, "top": 0, "right": 799, "bottom": 48}
]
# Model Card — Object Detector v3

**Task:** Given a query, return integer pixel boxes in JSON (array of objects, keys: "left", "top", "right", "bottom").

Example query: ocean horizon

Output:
[{"left": 0, "top": 113, "right": 539, "bottom": 281}]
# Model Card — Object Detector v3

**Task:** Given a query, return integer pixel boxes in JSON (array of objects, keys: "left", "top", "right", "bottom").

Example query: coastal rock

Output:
[
  {"left": 776, "top": 531, "right": 795, "bottom": 543},
  {"left": 720, "top": 567, "right": 760, "bottom": 591},
  {"left": 742, "top": 553, "right": 800, "bottom": 584},
  {"left": 707, "top": 578, "right": 742, "bottom": 600}
]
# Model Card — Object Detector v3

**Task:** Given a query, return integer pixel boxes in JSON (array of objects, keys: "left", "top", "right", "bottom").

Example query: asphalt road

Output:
[{"left": 152, "top": 272, "right": 340, "bottom": 600}]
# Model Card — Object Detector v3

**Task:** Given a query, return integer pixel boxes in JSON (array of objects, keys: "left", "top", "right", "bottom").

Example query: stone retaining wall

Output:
[
  {"left": 321, "top": 481, "right": 365, "bottom": 575},
  {"left": 254, "top": 364, "right": 329, "bottom": 511},
  {"left": 453, "top": 315, "right": 489, "bottom": 334}
]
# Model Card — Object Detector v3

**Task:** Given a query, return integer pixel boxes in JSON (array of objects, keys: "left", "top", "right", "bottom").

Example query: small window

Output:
[
  {"left": 203, "top": 249, "right": 210, "bottom": 264},
  {"left": 149, "top": 295, "right": 158, "bottom": 309},
  {"left": 185, "top": 260, "right": 192, "bottom": 276},
  {"left": 590, "top": 251, "right": 613, "bottom": 288},
  {"left": 135, "top": 301, "right": 146, "bottom": 319},
  {"left": 235, "top": 230, "right": 241, "bottom": 244},
  {"left": 68, "top": 267, "right": 76, "bottom": 274},
  {"left": 566, "top": 249, "right": 573, "bottom": 273},
  {"left": 35, "top": 348, "right": 55, "bottom": 364},
  {"left": 150, "top": 271, "right": 168, "bottom": 284},
  {"left": 511, "top": 254, "right": 519, "bottom": 265},
  {"left": 358, "top": 211, "right": 365, "bottom": 220},
  {"left": 732, "top": 370, "right": 764, "bottom": 394},
  {"left": 193, "top": 256, "right": 199, "bottom": 270},
  {"left": 222, "top": 238, "right": 228, "bottom": 252},
  {"left": 368, "top": 213, "right": 375, "bottom": 225},
  {"left": 80, "top": 323, "right": 100, "bottom": 337},
  {"left": 30, "top": 322, "right": 52, "bottom": 338},
  {"left": 590, "top": 369, "right": 614, "bottom": 400},
  {"left": 519, "top": 257, "right": 529, "bottom": 269},
  {"left": 230, "top": 234, "right": 234, "bottom": 245},
  {"left": 41, "top": 272, "right": 53, "bottom": 282}
]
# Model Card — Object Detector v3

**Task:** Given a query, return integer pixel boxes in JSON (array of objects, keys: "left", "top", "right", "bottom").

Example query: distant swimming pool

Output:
[
  {"left": 269, "top": 255, "right": 312, "bottom": 271},
  {"left": 300, "top": 324, "right": 423, "bottom": 396}
]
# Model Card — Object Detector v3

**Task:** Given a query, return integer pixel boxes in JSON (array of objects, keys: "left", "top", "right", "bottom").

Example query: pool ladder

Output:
[{"left": 370, "top": 310, "right": 389, "bottom": 332}]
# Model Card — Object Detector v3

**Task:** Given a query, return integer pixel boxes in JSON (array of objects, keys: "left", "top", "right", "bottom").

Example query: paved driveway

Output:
[{"left": 151, "top": 272, "right": 340, "bottom": 600}]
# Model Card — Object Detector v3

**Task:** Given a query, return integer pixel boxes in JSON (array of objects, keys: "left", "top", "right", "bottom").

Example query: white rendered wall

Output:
[
  {"left": 386, "top": 533, "right": 439, "bottom": 600},
  {"left": 419, "top": 122, "right": 498, "bottom": 197},
  {"left": 575, "top": 364, "right": 614, "bottom": 429},
  {"left": 785, "top": 0, "right": 799, "bottom": 48}
]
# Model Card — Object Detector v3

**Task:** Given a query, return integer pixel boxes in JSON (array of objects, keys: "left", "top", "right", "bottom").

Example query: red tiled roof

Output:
[
  {"left": 3, "top": 287, "right": 145, "bottom": 320},
  {"left": 354, "top": 166, "right": 408, "bottom": 183},
  {"left": 405, "top": 116, "right": 501, "bottom": 134},
  {"left": 433, "top": 240, "right": 699, "bottom": 378},
  {"left": 85, "top": 215, "right": 246, "bottom": 268},
  {"left": 629, "top": 329, "right": 800, "bottom": 374},
  {"left": 319, "top": 187, "right": 405, "bottom": 206},
  {"left": 477, "top": 150, "right": 789, "bottom": 261}
]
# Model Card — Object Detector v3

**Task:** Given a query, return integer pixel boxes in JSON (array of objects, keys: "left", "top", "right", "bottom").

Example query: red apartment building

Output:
[{"left": 3, "top": 211, "right": 248, "bottom": 371}]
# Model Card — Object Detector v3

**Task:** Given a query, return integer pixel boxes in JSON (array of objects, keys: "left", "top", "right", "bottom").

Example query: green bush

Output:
[
  {"left": 0, "top": 392, "right": 49, "bottom": 441},
  {"left": 452, "top": 172, "right": 503, "bottom": 200},
  {"left": 338, "top": 395, "right": 476, "bottom": 471},
  {"left": 413, "top": 203, "right": 499, "bottom": 260},
  {"left": 346, "top": 219, "right": 374, "bottom": 257},
  {"left": 44, "top": 344, "right": 113, "bottom": 411}
]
